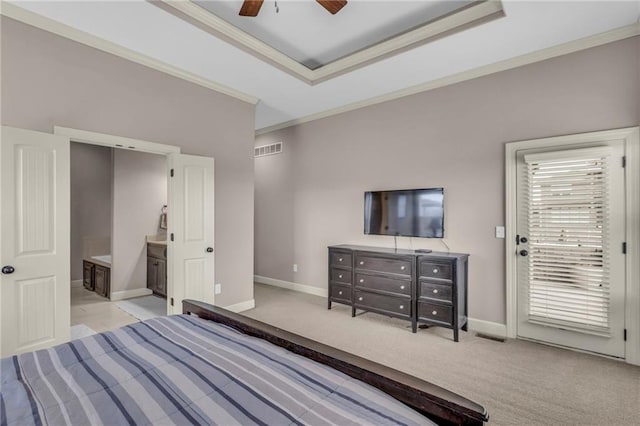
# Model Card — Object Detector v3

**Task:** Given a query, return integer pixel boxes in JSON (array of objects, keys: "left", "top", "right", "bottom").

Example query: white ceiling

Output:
[
  {"left": 193, "top": 0, "right": 474, "bottom": 69},
  {"left": 7, "top": 1, "right": 640, "bottom": 131}
]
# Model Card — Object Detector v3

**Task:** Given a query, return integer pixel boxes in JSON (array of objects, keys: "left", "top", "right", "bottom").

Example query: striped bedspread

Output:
[{"left": 1, "top": 314, "right": 434, "bottom": 425}]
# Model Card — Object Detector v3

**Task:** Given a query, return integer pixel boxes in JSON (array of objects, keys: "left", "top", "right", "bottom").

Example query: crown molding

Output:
[
  {"left": 157, "top": 0, "right": 505, "bottom": 85},
  {"left": 0, "top": 2, "right": 259, "bottom": 105},
  {"left": 255, "top": 22, "right": 640, "bottom": 135},
  {"left": 153, "top": 0, "right": 315, "bottom": 84}
]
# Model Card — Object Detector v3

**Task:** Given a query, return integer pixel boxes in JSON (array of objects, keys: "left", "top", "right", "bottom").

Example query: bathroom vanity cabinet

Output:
[{"left": 147, "top": 242, "right": 167, "bottom": 297}]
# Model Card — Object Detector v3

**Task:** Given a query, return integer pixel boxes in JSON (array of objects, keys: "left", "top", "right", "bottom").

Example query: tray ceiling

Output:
[
  {"left": 161, "top": 0, "right": 504, "bottom": 84},
  {"left": 193, "top": 0, "right": 476, "bottom": 70}
]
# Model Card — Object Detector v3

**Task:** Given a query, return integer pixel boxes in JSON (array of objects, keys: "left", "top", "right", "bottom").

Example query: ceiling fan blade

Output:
[
  {"left": 239, "top": 0, "right": 264, "bottom": 17},
  {"left": 316, "top": 0, "right": 347, "bottom": 15}
]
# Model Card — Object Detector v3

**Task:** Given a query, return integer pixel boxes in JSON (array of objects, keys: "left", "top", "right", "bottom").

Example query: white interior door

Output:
[
  {"left": 1, "top": 126, "right": 70, "bottom": 357},
  {"left": 516, "top": 141, "right": 626, "bottom": 357},
  {"left": 167, "top": 154, "right": 215, "bottom": 315}
]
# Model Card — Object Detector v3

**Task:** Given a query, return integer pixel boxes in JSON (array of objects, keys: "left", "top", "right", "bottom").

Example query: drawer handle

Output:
[
  {"left": 432, "top": 310, "right": 438, "bottom": 315},
  {"left": 433, "top": 268, "right": 439, "bottom": 274},
  {"left": 358, "top": 297, "right": 363, "bottom": 301},
  {"left": 359, "top": 278, "right": 364, "bottom": 283},
  {"left": 359, "top": 261, "right": 364, "bottom": 265},
  {"left": 338, "top": 291, "right": 343, "bottom": 295},
  {"left": 433, "top": 289, "right": 438, "bottom": 294},
  {"left": 400, "top": 265, "right": 406, "bottom": 270},
  {"left": 399, "top": 305, "right": 404, "bottom": 310},
  {"left": 400, "top": 285, "right": 405, "bottom": 290},
  {"left": 338, "top": 258, "right": 343, "bottom": 262},
  {"left": 338, "top": 274, "right": 343, "bottom": 279}
]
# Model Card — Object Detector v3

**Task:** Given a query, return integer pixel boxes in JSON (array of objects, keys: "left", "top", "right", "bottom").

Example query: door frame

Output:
[
  {"left": 505, "top": 126, "right": 640, "bottom": 365},
  {"left": 53, "top": 126, "right": 181, "bottom": 309}
]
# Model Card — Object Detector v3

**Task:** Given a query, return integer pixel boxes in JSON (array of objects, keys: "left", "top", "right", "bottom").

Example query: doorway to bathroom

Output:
[
  {"left": 0, "top": 125, "right": 215, "bottom": 355},
  {"left": 62, "top": 126, "right": 216, "bottom": 340},
  {"left": 70, "top": 142, "right": 169, "bottom": 335}
]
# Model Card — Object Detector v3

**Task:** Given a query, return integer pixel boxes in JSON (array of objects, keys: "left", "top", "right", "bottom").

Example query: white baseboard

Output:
[
  {"left": 110, "top": 288, "right": 153, "bottom": 301},
  {"left": 224, "top": 299, "right": 255, "bottom": 313},
  {"left": 255, "top": 275, "right": 328, "bottom": 298},
  {"left": 255, "top": 275, "right": 507, "bottom": 338},
  {"left": 467, "top": 318, "right": 507, "bottom": 339},
  {"left": 71, "top": 279, "right": 83, "bottom": 288}
]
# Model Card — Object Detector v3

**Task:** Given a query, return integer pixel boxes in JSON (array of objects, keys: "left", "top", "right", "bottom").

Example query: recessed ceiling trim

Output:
[
  {"left": 0, "top": 2, "right": 259, "bottom": 105},
  {"left": 158, "top": 0, "right": 505, "bottom": 85},
  {"left": 255, "top": 22, "right": 640, "bottom": 135},
  {"left": 154, "top": 0, "right": 316, "bottom": 83},
  {"left": 311, "top": 0, "right": 504, "bottom": 83}
]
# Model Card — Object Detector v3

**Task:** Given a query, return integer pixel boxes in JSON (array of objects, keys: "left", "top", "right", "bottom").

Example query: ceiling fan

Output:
[{"left": 239, "top": 0, "right": 348, "bottom": 17}]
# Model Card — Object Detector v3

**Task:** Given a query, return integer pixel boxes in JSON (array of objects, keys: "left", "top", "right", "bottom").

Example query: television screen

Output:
[{"left": 364, "top": 188, "right": 444, "bottom": 238}]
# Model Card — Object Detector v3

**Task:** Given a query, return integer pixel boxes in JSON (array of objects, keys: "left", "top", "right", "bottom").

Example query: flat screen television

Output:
[{"left": 364, "top": 188, "right": 444, "bottom": 238}]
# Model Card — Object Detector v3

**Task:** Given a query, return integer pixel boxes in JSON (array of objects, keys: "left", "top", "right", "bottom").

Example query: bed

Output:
[{"left": 1, "top": 300, "right": 488, "bottom": 425}]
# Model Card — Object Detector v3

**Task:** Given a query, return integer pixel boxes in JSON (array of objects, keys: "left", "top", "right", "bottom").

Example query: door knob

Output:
[
  {"left": 520, "top": 236, "right": 528, "bottom": 244},
  {"left": 2, "top": 266, "right": 15, "bottom": 274},
  {"left": 206, "top": 247, "right": 214, "bottom": 253},
  {"left": 519, "top": 250, "right": 528, "bottom": 257}
]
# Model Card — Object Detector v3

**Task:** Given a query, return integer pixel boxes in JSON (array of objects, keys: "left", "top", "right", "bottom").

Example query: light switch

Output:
[{"left": 495, "top": 226, "right": 505, "bottom": 239}]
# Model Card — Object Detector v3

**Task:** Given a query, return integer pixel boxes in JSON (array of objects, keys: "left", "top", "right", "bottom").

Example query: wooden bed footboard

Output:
[{"left": 183, "top": 300, "right": 488, "bottom": 425}]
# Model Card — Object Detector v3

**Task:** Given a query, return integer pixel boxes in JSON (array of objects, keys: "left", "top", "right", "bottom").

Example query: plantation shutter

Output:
[{"left": 523, "top": 147, "right": 613, "bottom": 336}]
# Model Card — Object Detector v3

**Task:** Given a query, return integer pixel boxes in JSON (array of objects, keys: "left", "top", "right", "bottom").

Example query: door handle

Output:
[
  {"left": 520, "top": 236, "right": 528, "bottom": 244},
  {"left": 519, "top": 250, "right": 528, "bottom": 257},
  {"left": 2, "top": 266, "right": 15, "bottom": 274},
  {"left": 206, "top": 247, "right": 214, "bottom": 253}
]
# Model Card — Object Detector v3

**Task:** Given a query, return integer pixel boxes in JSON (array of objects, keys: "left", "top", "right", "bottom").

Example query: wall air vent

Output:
[{"left": 255, "top": 142, "right": 282, "bottom": 158}]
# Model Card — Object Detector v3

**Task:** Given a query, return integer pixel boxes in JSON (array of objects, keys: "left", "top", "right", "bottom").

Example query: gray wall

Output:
[
  {"left": 70, "top": 143, "right": 112, "bottom": 281},
  {"left": 112, "top": 149, "right": 167, "bottom": 293},
  {"left": 1, "top": 17, "right": 256, "bottom": 307},
  {"left": 255, "top": 36, "right": 640, "bottom": 324}
]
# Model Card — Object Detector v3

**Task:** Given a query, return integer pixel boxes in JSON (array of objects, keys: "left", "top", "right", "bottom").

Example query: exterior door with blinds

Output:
[{"left": 516, "top": 142, "right": 626, "bottom": 357}]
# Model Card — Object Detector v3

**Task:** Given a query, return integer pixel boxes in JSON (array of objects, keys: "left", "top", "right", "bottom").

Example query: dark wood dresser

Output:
[{"left": 328, "top": 245, "right": 469, "bottom": 341}]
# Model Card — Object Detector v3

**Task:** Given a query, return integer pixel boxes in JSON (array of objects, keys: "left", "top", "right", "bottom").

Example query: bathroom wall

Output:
[
  {"left": 111, "top": 149, "right": 167, "bottom": 293},
  {"left": 70, "top": 142, "right": 113, "bottom": 281}
]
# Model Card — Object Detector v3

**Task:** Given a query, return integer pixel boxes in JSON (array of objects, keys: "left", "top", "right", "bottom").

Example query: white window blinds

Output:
[{"left": 523, "top": 147, "right": 613, "bottom": 336}]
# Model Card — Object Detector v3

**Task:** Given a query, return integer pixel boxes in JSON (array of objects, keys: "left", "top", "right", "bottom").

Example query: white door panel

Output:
[
  {"left": 516, "top": 140, "right": 626, "bottom": 357},
  {"left": 167, "top": 154, "right": 214, "bottom": 315},
  {"left": 1, "top": 126, "right": 70, "bottom": 357}
]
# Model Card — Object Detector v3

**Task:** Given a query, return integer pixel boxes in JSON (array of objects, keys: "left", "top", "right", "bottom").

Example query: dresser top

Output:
[{"left": 328, "top": 244, "right": 469, "bottom": 259}]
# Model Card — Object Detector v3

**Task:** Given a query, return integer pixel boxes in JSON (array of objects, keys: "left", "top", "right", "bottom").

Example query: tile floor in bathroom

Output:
[{"left": 71, "top": 284, "right": 139, "bottom": 333}]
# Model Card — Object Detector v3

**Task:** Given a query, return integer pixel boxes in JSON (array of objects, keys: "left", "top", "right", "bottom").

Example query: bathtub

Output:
[{"left": 91, "top": 254, "right": 112, "bottom": 265}]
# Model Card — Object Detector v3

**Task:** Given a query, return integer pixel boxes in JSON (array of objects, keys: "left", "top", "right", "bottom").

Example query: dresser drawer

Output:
[
  {"left": 418, "top": 301, "right": 453, "bottom": 326},
  {"left": 355, "top": 254, "right": 413, "bottom": 277},
  {"left": 355, "top": 291, "right": 410, "bottom": 318},
  {"left": 419, "top": 281, "right": 452, "bottom": 304},
  {"left": 418, "top": 260, "right": 453, "bottom": 282},
  {"left": 330, "top": 251, "right": 352, "bottom": 268},
  {"left": 330, "top": 284, "right": 351, "bottom": 303},
  {"left": 330, "top": 268, "right": 351, "bottom": 285},
  {"left": 355, "top": 273, "right": 410, "bottom": 297}
]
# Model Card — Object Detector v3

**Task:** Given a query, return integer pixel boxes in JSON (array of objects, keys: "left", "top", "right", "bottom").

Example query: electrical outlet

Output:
[
  {"left": 293, "top": 264, "right": 298, "bottom": 273},
  {"left": 214, "top": 283, "right": 221, "bottom": 294},
  {"left": 495, "top": 226, "right": 505, "bottom": 239}
]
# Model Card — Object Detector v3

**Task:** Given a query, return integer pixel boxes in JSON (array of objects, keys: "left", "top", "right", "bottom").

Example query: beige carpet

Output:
[{"left": 245, "top": 284, "right": 640, "bottom": 425}]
